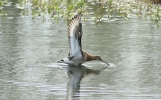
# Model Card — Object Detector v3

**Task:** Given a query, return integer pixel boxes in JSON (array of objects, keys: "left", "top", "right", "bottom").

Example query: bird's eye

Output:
[
  {"left": 61, "top": 59, "right": 64, "bottom": 61},
  {"left": 98, "top": 56, "right": 102, "bottom": 60}
]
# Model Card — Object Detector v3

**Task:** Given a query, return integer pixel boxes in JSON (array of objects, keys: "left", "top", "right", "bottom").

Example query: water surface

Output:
[{"left": 0, "top": 3, "right": 161, "bottom": 100}]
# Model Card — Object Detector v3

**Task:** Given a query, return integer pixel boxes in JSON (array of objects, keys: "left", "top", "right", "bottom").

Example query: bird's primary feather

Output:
[{"left": 68, "top": 13, "right": 83, "bottom": 60}]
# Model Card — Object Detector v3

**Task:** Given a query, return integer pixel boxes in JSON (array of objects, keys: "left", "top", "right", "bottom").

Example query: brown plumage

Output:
[{"left": 83, "top": 52, "right": 98, "bottom": 61}]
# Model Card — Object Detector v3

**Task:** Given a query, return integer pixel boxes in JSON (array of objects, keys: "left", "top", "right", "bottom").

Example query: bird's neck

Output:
[{"left": 84, "top": 52, "right": 97, "bottom": 61}]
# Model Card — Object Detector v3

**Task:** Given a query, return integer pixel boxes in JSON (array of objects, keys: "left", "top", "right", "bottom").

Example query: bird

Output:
[{"left": 57, "top": 13, "right": 110, "bottom": 66}]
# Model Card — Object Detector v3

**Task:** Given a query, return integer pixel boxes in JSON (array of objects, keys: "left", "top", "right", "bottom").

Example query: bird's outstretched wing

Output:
[{"left": 68, "top": 13, "right": 83, "bottom": 60}]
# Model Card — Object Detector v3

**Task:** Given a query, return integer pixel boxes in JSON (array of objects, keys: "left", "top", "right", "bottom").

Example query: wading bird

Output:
[{"left": 58, "top": 13, "right": 109, "bottom": 66}]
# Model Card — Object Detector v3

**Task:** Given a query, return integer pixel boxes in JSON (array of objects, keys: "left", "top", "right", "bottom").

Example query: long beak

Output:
[{"left": 100, "top": 59, "right": 110, "bottom": 66}]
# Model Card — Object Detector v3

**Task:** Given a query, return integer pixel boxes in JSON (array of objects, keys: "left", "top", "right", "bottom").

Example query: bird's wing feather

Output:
[{"left": 68, "top": 13, "right": 83, "bottom": 59}]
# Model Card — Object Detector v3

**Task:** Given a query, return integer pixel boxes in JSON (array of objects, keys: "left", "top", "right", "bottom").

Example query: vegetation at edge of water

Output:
[
  {"left": 0, "top": 0, "right": 9, "bottom": 16},
  {"left": 0, "top": 0, "right": 161, "bottom": 26},
  {"left": 0, "top": 0, "right": 2, "bottom": 14}
]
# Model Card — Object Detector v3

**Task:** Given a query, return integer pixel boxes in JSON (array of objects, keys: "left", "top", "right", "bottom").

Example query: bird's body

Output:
[{"left": 58, "top": 13, "right": 109, "bottom": 66}]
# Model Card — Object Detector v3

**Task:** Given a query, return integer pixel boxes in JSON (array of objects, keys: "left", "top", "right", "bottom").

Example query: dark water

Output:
[{"left": 0, "top": 2, "right": 161, "bottom": 100}]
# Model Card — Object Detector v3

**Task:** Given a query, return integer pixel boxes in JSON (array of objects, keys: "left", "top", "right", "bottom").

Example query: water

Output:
[{"left": 0, "top": 2, "right": 161, "bottom": 100}]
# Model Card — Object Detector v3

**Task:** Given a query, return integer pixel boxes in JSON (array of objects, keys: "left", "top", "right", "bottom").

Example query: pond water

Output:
[{"left": 0, "top": 2, "right": 161, "bottom": 100}]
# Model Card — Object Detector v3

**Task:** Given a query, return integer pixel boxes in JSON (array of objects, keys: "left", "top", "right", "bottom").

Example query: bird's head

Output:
[{"left": 95, "top": 56, "right": 110, "bottom": 66}]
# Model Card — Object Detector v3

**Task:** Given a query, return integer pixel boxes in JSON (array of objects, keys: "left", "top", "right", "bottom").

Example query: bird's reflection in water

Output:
[{"left": 66, "top": 65, "right": 108, "bottom": 100}]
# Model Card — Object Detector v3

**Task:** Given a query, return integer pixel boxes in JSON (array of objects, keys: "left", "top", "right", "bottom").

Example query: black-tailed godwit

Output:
[{"left": 58, "top": 13, "right": 109, "bottom": 66}]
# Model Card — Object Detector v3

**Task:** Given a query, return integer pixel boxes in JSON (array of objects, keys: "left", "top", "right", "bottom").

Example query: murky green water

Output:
[{"left": 0, "top": 2, "right": 161, "bottom": 100}]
